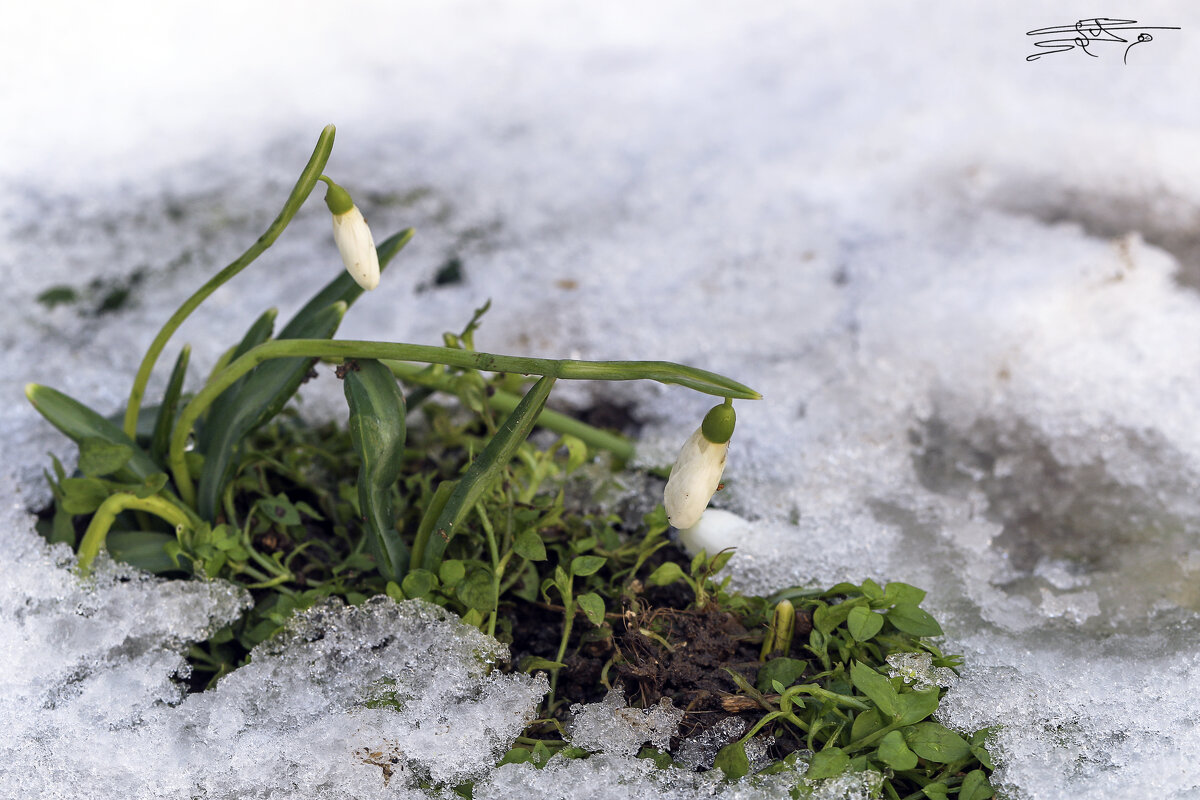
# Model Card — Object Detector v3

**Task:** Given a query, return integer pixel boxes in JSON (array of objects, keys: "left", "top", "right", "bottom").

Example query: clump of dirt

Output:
[{"left": 507, "top": 577, "right": 809, "bottom": 759}]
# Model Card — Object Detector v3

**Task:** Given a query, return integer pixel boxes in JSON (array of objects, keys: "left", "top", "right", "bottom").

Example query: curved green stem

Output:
[
  {"left": 385, "top": 361, "right": 635, "bottom": 460},
  {"left": 169, "top": 339, "right": 760, "bottom": 506},
  {"left": 121, "top": 125, "right": 337, "bottom": 438},
  {"left": 77, "top": 493, "right": 193, "bottom": 575}
]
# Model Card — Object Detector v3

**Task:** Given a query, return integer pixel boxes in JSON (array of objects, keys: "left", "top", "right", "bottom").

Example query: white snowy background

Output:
[{"left": 2, "top": 2, "right": 1199, "bottom": 798}]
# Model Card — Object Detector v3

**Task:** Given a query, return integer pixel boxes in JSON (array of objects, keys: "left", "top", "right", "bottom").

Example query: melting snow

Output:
[{"left": 3, "top": 2, "right": 1200, "bottom": 798}]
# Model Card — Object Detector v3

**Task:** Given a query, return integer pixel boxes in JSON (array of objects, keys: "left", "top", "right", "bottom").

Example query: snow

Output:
[{"left": 3, "top": 2, "right": 1200, "bottom": 798}]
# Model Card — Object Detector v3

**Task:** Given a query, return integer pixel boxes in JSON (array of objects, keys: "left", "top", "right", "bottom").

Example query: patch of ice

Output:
[
  {"left": 566, "top": 687, "right": 683, "bottom": 757},
  {"left": 675, "top": 717, "right": 748, "bottom": 771},
  {"left": 476, "top": 751, "right": 807, "bottom": 800},
  {"left": 885, "top": 652, "right": 957, "bottom": 692},
  {"left": 0, "top": 571, "right": 546, "bottom": 798}
]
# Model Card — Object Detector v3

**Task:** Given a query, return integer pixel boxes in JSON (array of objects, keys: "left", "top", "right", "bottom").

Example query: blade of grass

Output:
[{"left": 149, "top": 345, "right": 192, "bottom": 466}]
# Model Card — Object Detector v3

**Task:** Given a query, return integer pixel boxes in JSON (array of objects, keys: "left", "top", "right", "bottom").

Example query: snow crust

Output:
[{"left": 3, "top": 2, "right": 1200, "bottom": 798}]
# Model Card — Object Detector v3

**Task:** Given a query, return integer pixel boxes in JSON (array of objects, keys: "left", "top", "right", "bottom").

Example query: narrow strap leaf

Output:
[
  {"left": 26, "top": 384, "right": 161, "bottom": 483},
  {"left": 411, "top": 479, "right": 456, "bottom": 570},
  {"left": 343, "top": 359, "right": 409, "bottom": 580},
  {"left": 420, "top": 376, "right": 556, "bottom": 571},
  {"left": 196, "top": 309, "right": 276, "bottom": 452},
  {"left": 193, "top": 302, "right": 346, "bottom": 518},
  {"left": 150, "top": 345, "right": 191, "bottom": 465}
]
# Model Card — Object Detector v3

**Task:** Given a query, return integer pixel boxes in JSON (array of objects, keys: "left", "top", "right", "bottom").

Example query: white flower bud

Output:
[
  {"left": 332, "top": 205, "right": 380, "bottom": 291},
  {"left": 663, "top": 426, "right": 728, "bottom": 529}
]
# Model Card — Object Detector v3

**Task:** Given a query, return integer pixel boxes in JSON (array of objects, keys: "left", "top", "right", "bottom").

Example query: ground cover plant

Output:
[{"left": 28, "top": 127, "right": 995, "bottom": 799}]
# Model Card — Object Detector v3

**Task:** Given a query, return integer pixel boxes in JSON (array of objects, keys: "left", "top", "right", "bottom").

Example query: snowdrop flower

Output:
[
  {"left": 663, "top": 401, "right": 735, "bottom": 530},
  {"left": 322, "top": 177, "right": 379, "bottom": 290}
]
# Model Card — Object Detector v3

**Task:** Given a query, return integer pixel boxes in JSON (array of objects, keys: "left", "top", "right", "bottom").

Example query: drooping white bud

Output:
[
  {"left": 323, "top": 178, "right": 380, "bottom": 291},
  {"left": 331, "top": 205, "right": 380, "bottom": 290},
  {"left": 663, "top": 426, "right": 728, "bottom": 529}
]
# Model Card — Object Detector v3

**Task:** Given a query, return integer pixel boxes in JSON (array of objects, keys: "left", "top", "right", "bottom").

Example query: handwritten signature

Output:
[{"left": 1027, "top": 18, "right": 1180, "bottom": 63}]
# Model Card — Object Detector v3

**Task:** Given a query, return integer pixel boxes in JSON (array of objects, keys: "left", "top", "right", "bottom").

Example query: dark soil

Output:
[{"left": 506, "top": 561, "right": 814, "bottom": 759}]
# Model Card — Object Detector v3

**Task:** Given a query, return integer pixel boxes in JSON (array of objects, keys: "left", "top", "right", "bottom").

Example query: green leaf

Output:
[
  {"left": 689, "top": 550, "right": 706, "bottom": 578},
  {"left": 887, "top": 603, "right": 943, "bottom": 636},
  {"left": 847, "top": 606, "right": 884, "bottom": 642},
  {"left": 850, "top": 661, "right": 899, "bottom": 718},
  {"left": 343, "top": 359, "right": 410, "bottom": 580},
  {"left": 262, "top": 493, "right": 302, "bottom": 526},
  {"left": 877, "top": 730, "right": 918, "bottom": 771},
  {"left": 498, "top": 747, "right": 532, "bottom": 766},
  {"left": 708, "top": 549, "right": 735, "bottom": 575},
  {"left": 647, "top": 561, "right": 686, "bottom": 587},
  {"left": 518, "top": 656, "right": 567, "bottom": 673},
  {"left": 637, "top": 746, "right": 673, "bottom": 770},
  {"left": 25, "top": 384, "right": 160, "bottom": 483},
  {"left": 513, "top": 530, "right": 547, "bottom": 561},
  {"left": 401, "top": 569, "right": 437, "bottom": 599},
  {"left": 559, "top": 434, "right": 588, "bottom": 473},
  {"left": 197, "top": 310, "right": 275, "bottom": 453},
  {"left": 884, "top": 581, "right": 927, "bottom": 606},
  {"left": 972, "top": 743, "right": 995, "bottom": 771},
  {"left": 861, "top": 578, "right": 884, "bottom": 600},
  {"left": 196, "top": 301, "right": 346, "bottom": 520},
  {"left": 894, "top": 689, "right": 940, "bottom": 725},
  {"left": 806, "top": 747, "right": 849, "bottom": 780},
  {"left": 78, "top": 437, "right": 133, "bottom": 478},
  {"left": 60, "top": 477, "right": 110, "bottom": 514},
  {"left": 850, "top": 708, "right": 884, "bottom": 742},
  {"left": 132, "top": 472, "right": 169, "bottom": 499},
  {"left": 813, "top": 598, "right": 865, "bottom": 635},
  {"left": 756, "top": 657, "right": 808, "bottom": 693},
  {"left": 576, "top": 592, "right": 606, "bottom": 626},
  {"left": 421, "top": 376, "right": 556, "bottom": 571},
  {"left": 106, "top": 530, "right": 179, "bottom": 574},
  {"left": 958, "top": 770, "right": 995, "bottom": 800},
  {"left": 457, "top": 567, "right": 496, "bottom": 611},
  {"left": 150, "top": 345, "right": 191, "bottom": 465},
  {"left": 905, "top": 722, "right": 971, "bottom": 763},
  {"left": 439, "top": 559, "right": 466, "bottom": 587},
  {"left": 570, "top": 555, "right": 606, "bottom": 577},
  {"left": 713, "top": 741, "right": 750, "bottom": 780},
  {"left": 922, "top": 782, "right": 949, "bottom": 800}
]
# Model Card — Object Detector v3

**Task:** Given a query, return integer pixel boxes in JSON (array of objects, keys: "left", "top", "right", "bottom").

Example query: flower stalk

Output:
[{"left": 121, "top": 125, "right": 337, "bottom": 438}]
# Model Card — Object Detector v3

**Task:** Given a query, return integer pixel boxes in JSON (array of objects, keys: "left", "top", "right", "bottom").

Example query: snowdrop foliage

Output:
[
  {"left": 664, "top": 402, "right": 735, "bottom": 530},
  {"left": 323, "top": 177, "right": 379, "bottom": 291}
]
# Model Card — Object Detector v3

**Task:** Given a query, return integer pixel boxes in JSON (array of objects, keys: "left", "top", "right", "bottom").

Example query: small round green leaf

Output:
[
  {"left": 570, "top": 555, "right": 606, "bottom": 576},
  {"left": 439, "top": 559, "right": 466, "bottom": 587},
  {"left": 887, "top": 603, "right": 943, "bottom": 636},
  {"left": 905, "top": 722, "right": 971, "bottom": 763},
  {"left": 877, "top": 730, "right": 918, "bottom": 771},
  {"left": 806, "top": 747, "right": 850, "bottom": 781},
  {"left": 647, "top": 561, "right": 686, "bottom": 587},
  {"left": 576, "top": 592, "right": 606, "bottom": 626},
  {"left": 401, "top": 569, "right": 437, "bottom": 599},
  {"left": 713, "top": 741, "right": 749, "bottom": 780},
  {"left": 514, "top": 530, "right": 547, "bottom": 561},
  {"left": 958, "top": 770, "right": 995, "bottom": 800},
  {"left": 847, "top": 606, "right": 884, "bottom": 641}
]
